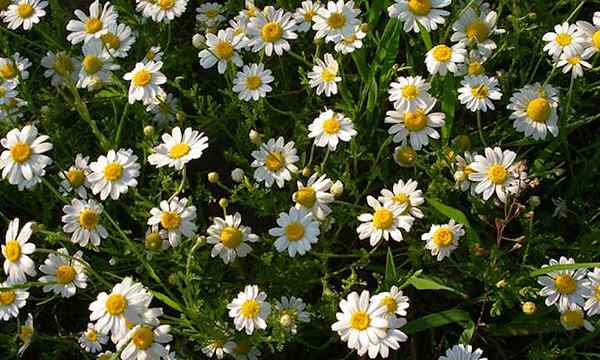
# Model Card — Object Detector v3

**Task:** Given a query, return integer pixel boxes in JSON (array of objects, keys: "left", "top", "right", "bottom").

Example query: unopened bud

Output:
[
  {"left": 192, "top": 33, "right": 206, "bottom": 49},
  {"left": 143, "top": 125, "right": 155, "bottom": 137},
  {"left": 231, "top": 168, "right": 245, "bottom": 183},
  {"left": 331, "top": 180, "right": 344, "bottom": 197},
  {"left": 280, "top": 314, "right": 293, "bottom": 327},
  {"left": 393, "top": 146, "right": 417, "bottom": 167},
  {"left": 219, "top": 198, "right": 229, "bottom": 209},
  {"left": 175, "top": 111, "right": 186, "bottom": 122},
  {"left": 302, "top": 167, "right": 312, "bottom": 177},
  {"left": 168, "top": 273, "right": 178, "bottom": 286},
  {"left": 208, "top": 172, "right": 219, "bottom": 184},
  {"left": 495, "top": 279, "right": 507, "bottom": 288},
  {"left": 359, "top": 23, "right": 369, "bottom": 33},
  {"left": 249, "top": 129, "right": 262, "bottom": 145},
  {"left": 522, "top": 301, "right": 536, "bottom": 315},
  {"left": 145, "top": 232, "right": 162, "bottom": 251},
  {"left": 528, "top": 196, "right": 541, "bottom": 208}
]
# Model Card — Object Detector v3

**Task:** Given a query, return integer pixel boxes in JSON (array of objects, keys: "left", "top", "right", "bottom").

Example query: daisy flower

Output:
[
  {"left": 202, "top": 339, "right": 229, "bottom": 359},
  {"left": 88, "top": 148, "right": 140, "bottom": 200},
  {"left": 453, "top": 152, "right": 476, "bottom": 192},
  {"left": 269, "top": 207, "right": 320, "bottom": 257},
  {"left": 232, "top": 63, "right": 274, "bottom": 101},
  {"left": 146, "top": 93, "right": 178, "bottom": 125},
  {"left": 458, "top": 75, "right": 502, "bottom": 112},
  {"left": 100, "top": 22, "right": 136, "bottom": 58},
  {"left": 59, "top": 153, "right": 91, "bottom": 198},
  {"left": 206, "top": 212, "right": 259, "bottom": 264},
  {"left": 313, "top": 0, "right": 361, "bottom": 42},
  {"left": 294, "top": 1, "right": 322, "bottom": 32},
  {"left": 275, "top": 296, "right": 310, "bottom": 335},
  {"left": 451, "top": 7, "right": 501, "bottom": 56},
  {"left": 147, "top": 197, "right": 197, "bottom": 247},
  {"left": 356, "top": 196, "right": 414, "bottom": 246},
  {"left": 149, "top": 0, "right": 187, "bottom": 23},
  {"left": 123, "top": 61, "right": 167, "bottom": 104},
  {"left": 560, "top": 304, "right": 595, "bottom": 332},
  {"left": 333, "top": 26, "right": 366, "bottom": 54},
  {"left": 225, "top": 340, "right": 261, "bottom": 360},
  {"left": 143, "top": 45, "right": 163, "bottom": 63},
  {"left": 0, "top": 80, "right": 17, "bottom": 105},
  {"left": 388, "top": 0, "right": 450, "bottom": 33},
  {"left": 0, "top": 97, "right": 27, "bottom": 122},
  {"left": 378, "top": 178, "right": 425, "bottom": 219},
  {"left": 371, "top": 286, "right": 410, "bottom": 318},
  {"left": 77, "top": 39, "right": 121, "bottom": 90},
  {"left": 39, "top": 248, "right": 87, "bottom": 298},
  {"left": 308, "top": 108, "right": 357, "bottom": 151},
  {"left": 117, "top": 324, "right": 173, "bottom": 360},
  {"left": 97, "top": 351, "right": 114, "bottom": 360},
  {"left": 250, "top": 136, "right": 299, "bottom": 188},
  {"left": 79, "top": 322, "right": 108, "bottom": 353},
  {"left": 425, "top": 43, "right": 466, "bottom": 76},
  {"left": 2, "top": 218, "right": 36, "bottom": 283},
  {"left": 227, "top": 285, "right": 271, "bottom": 335},
  {"left": 89, "top": 277, "right": 152, "bottom": 342},
  {"left": 584, "top": 268, "right": 600, "bottom": 316},
  {"left": 385, "top": 99, "right": 445, "bottom": 150},
  {"left": 199, "top": 28, "right": 245, "bottom": 74},
  {"left": 196, "top": 2, "right": 225, "bottom": 27},
  {"left": 247, "top": 6, "right": 297, "bottom": 56},
  {"left": 293, "top": 173, "right": 335, "bottom": 220},
  {"left": 456, "top": 49, "right": 488, "bottom": 76},
  {"left": 468, "top": 147, "right": 522, "bottom": 203},
  {"left": 41, "top": 51, "right": 80, "bottom": 87},
  {"left": 308, "top": 53, "right": 341, "bottom": 97},
  {"left": 542, "top": 22, "right": 586, "bottom": 58},
  {"left": 556, "top": 50, "right": 592, "bottom": 79},
  {"left": 0, "top": 53, "right": 31, "bottom": 83},
  {"left": 537, "top": 256, "right": 589, "bottom": 311},
  {"left": 330, "top": 290, "right": 388, "bottom": 352},
  {"left": 0, "top": 124, "right": 53, "bottom": 191},
  {"left": 577, "top": 13, "right": 600, "bottom": 57},
  {"left": 357, "top": 315, "right": 408, "bottom": 359},
  {"left": 144, "top": 224, "right": 169, "bottom": 251},
  {"left": 228, "top": 15, "right": 250, "bottom": 42},
  {"left": 148, "top": 127, "right": 209, "bottom": 170},
  {"left": 440, "top": 344, "right": 487, "bottom": 360},
  {"left": 508, "top": 83, "right": 560, "bottom": 140},
  {"left": 2, "top": 0, "right": 47, "bottom": 31},
  {"left": 0, "top": 281, "right": 28, "bottom": 320},
  {"left": 422, "top": 220, "right": 464, "bottom": 261},
  {"left": 66, "top": 0, "right": 118, "bottom": 45},
  {"left": 388, "top": 75, "right": 434, "bottom": 112},
  {"left": 17, "top": 313, "right": 34, "bottom": 356},
  {"left": 62, "top": 198, "right": 108, "bottom": 247}
]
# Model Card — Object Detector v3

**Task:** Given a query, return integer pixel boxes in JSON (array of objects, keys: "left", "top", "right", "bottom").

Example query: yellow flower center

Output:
[
  {"left": 78, "top": 209, "right": 98, "bottom": 230},
  {"left": 160, "top": 211, "right": 181, "bottom": 230},
  {"left": 132, "top": 326, "right": 155, "bottom": 350},
  {"left": 205, "top": 9, "right": 218, "bottom": 17},
  {"left": 4, "top": 240, "right": 21, "bottom": 262},
  {"left": 592, "top": 30, "right": 600, "bottom": 49},
  {"left": 285, "top": 222, "right": 305, "bottom": 241},
  {"left": 407, "top": 0, "right": 431, "bottom": 16},
  {"left": 101, "top": 33, "right": 121, "bottom": 49},
  {"left": 0, "top": 290, "right": 16, "bottom": 305},
  {"left": 16, "top": 3, "right": 33, "bottom": 18},
  {"left": 431, "top": 45, "right": 452, "bottom": 62},
  {"left": 380, "top": 295, "right": 397, "bottom": 314},
  {"left": 554, "top": 274, "right": 577, "bottom": 294},
  {"left": 240, "top": 299, "right": 260, "bottom": 318},
  {"left": 561, "top": 309, "right": 584, "bottom": 329},
  {"left": 567, "top": 55, "right": 581, "bottom": 65},
  {"left": 295, "top": 187, "right": 316, "bottom": 208},
  {"left": 261, "top": 22, "right": 283, "bottom": 42},
  {"left": 214, "top": 41, "right": 234, "bottom": 59},
  {"left": 10, "top": 142, "right": 31, "bottom": 163},
  {"left": 526, "top": 97, "right": 551, "bottom": 123},
  {"left": 303, "top": 10, "right": 316, "bottom": 21},
  {"left": 432, "top": 226, "right": 454, "bottom": 247},
  {"left": 245, "top": 75, "right": 262, "bottom": 90},
  {"left": 168, "top": 143, "right": 190, "bottom": 159},
  {"left": 105, "top": 293, "right": 127, "bottom": 315},
  {"left": 350, "top": 310, "right": 370, "bottom": 330},
  {"left": 403, "top": 109, "right": 428, "bottom": 131},
  {"left": 82, "top": 55, "right": 103, "bottom": 75},
  {"left": 220, "top": 226, "right": 243, "bottom": 248},
  {"left": 555, "top": 33, "right": 572, "bottom": 47},
  {"left": 595, "top": 285, "right": 600, "bottom": 301},
  {"left": 467, "top": 62, "right": 484, "bottom": 75},
  {"left": 321, "top": 68, "right": 336, "bottom": 82},
  {"left": 66, "top": 168, "right": 86, "bottom": 187},
  {"left": 145, "top": 232, "right": 162, "bottom": 250},
  {"left": 327, "top": 13, "right": 346, "bottom": 29},
  {"left": 145, "top": 50, "right": 156, "bottom": 61},
  {"left": 85, "top": 329, "right": 98, "bottom": 342},
  {"left": 470, "top": 84, "right": 489, "bottom": 99},
  {"left": 487, "top": 164, "right": 508, "bottom": 185},
  {"left": 323, "top": 117, "right": 341, "bottom": 134},
  {"left": 372, "top": 208, "right": 394, "bottom": 229},
  {"left": 53, "top": 55, "right": 74, "bottom": 76},
  {"left": 0, "top": 63, "right": 16, "bottom": 79},
  {"left": 55, "top": 264, "right": 76, "bottom": 284},
  {"left": 395, "top": 146, "right": 417, "bottom": 166},
  {"left": 465, "top": 20, "right": 489, "bottom": 42},
  {"left": 401, "top": 84, "right": 418, "bottom": 99},
  {"left": 84, "top": 18, "right": 103, "bottom": 34},
  {"left": 19, "top": 326, "right": 33, "bottom": 342},
  {"left": 265, "top": 152, "right": 285, "bottom": 172},
  {"left": 103, "top": 162, "right": 123, "bottom": 181},
  {"left": 132, "top": 69, "right": 152, "bottom": 87},
  {"left": 393, "top": 193, "right": 409, "bottom": 205},
  {"left": 158, "top": 0, "right": 175, "bottom": 10}
]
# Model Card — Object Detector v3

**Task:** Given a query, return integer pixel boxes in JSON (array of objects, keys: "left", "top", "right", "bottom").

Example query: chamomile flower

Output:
[
  {"left": 294, "top": 1, "right": 322, "bottom": 33},
  {"left": 556, "top": 50, "right": 592, "bottom": 79},
  {"left": 2, "top": 218, "right": 35, "bottom": 283},
  {"left": 269, "top": 207, "right": 321, "bottom": 257},
  {"left": 577, "top": 13, "right": 600, "bottom": 57},
  {"left": 537, "top": 256, "right": 589, "bottom": 311},
  {"left": 66, "top": 0, "right": 118, "bottom": 45},
  {"left": 422, "top": 220, "right": 464, "bottom": 261},
  {"left": 147, "top": 197, "right": 197, "bottom": 247},
  {"left": 0, "top": 80, "right": 17, "bottom": 105},
  {"left": 313, "top": 0, "right": 361, "bottom": 42},
  {"left": 0, "top": 281, "right": 28, "bottom": 321},
  {"left": 225, "top": 340, "right": 261, "bottom": 360},
  {"left": 41, "top": 51, "right": 80, "bottom": 87},
  {"left": 440, "top": 344, "right": 487, "bottom": 360},
  {"left": 308, "top": 53, "right": 341, "bottom": 97},
  {"left": 0, "top": 124, "right": 53, "bottom": 191},
  {"left": 117, "top": 324, "right": 173, "bottom": 360},
  {"left": 331, "top": 290, "right": 388, "bottom": 352},
  {"left": 378, "top": 179, "right": 424, "bottom": 219},
  {"left": 88, "top": 148, "right": 140, "bottom": 200},
  {"left": 458, "top": 75, "right": 502, "bottom": 112},
  {"left": 507, "top": 83, "right": 560, "bottom": 140},
  {"left": 385, "top": 99, "right": 445, "bottom": 150},
  {"left": 308, "top": 109, "right": 357, "bottom": 151},
  {"left": 0, "top": 97, "right": 27, "bottom": 122},
  {"left": 356, "top": 196, "right": 414, "bottom": 246},
  {"left": 275, "top": 296, "right": 310, "bottom": 334},
  {"left": 149, "top": 0, "right": 187, "bottom": 23},
  {"left": 251, "top": 136, "right": 299, "bottom": 188},
  {"left": 100, "top": 22, "right": 136, "bottom": 58},
  {"left": 232, "top": 63, "right": 274, "bottom": 101},
  {"left": 334, "top": 26, "right": 366, "bottom": 54},
  {"left": 388, "top": 76, "right": 434, "bottom": 112},
  {"left": 468, "top": 147, "right": 523, "bottom": 203},
  {"left": 144, "top": 224, "right": 169, "bottom": 251},
  {"left": 247, "top": 6, "right": 297, "bottom": 56},
  {"left": 17, "top": 313, "right": 33, "bottom": 356},
  {"left": 143, "top": 46, "right": 163, "bottom": 63},
  {"left": 77, "top": 39, "right": 120, "bottom": 90},
  {"left": 3, "top": 0, "right": 47, "bottom": 30},
  {"left": 357, "top": 315, "right": 408, "bottom": 359},
  {"left": 39, "top": 248, "right": 87, "bottom": 298},
  {"left": 451, "top": 7, "right": 501, "bottom": 57},
  {"left": 59, "top": 154, "right": 91, "bottom": 199},
  {"left": 293, "top": 173, "right": 335, "bottom": 220},
  {"left": 79, "top": 323, "right": 108, "bottom": 353},
  {"left": 148, "top": 127, "right": 209, "bottom": 170},
  {"left": 146, "top": 93, "right": 178, "bottom": 125},
  {"left": 0, "top": 53, "right": 31, "bottom": 83},
  {"left": 227, "top": 285, "right": 271, "bottom": 335},
  {"left": 123, "top": 61, "right": 167, "bottom": 104},
  {"left": 543, "top": 22, "right": 586, "bottom": 58},
  {"left": 560, "top": 304, "right": 594, "bottom": 332},
  {"left": 97, "top": 351, "right": 114, "bottom": 360},
  {"left": 196, "top": 2, "right": 225, "bottom": 27},
  {"left": 228, "top": 15, "right": 250, "bottom": 42},
  {"left": 202, "top": 339, "right": 229, "bottom": 359},
  {"left": 456, "top": 49, "right": 488, "bottom": 76},
  {"left": 62, "top": 198, "right": 108, "bottom": 247},
  {"left": 371, "top": 286, "right": 410, "bottom": 318},
  {"left": 425, "top": 43, "right": 466, "bottom": 76},
  {"left": 453, "top": 152, "right": 476, "bottom": 192},
  {"left": 199, "top": 28, "right": 245, "bottom": 74},
  {"left": 207, "top": 212, "right": 259, "bottom": 264},
  {"left": 388, "top": 0, "right": 450, "bottom": 33},
  {"left": 584, "top": 268, "right": 600, "bottom": 316}
]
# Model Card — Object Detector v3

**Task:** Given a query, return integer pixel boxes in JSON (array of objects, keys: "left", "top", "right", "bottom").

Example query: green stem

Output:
[
  {"left": 66, "top": 83, "right": 111, "bottom": 151},
  {"left": 476, "top": 110, "right": 488, "bottom": 147},
  {"left": 287, "top": 50, "right": 313, "bottom": 67}
]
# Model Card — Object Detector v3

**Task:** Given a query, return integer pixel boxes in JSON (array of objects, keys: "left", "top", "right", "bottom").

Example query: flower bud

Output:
[
  {"left": 231, "top": 168, "right": 245, "bottom": 183},
  {"left": 393, "top": 146, "right": 417, "bottom": 167},
  {"left": 175, "top": 111, "right": 186, "bottom": 122},
  {"left": 145, "top": 232, "right": 162, "bottom": 251},
  {"left": 192, "top": 33, "right": 206, "bottom": 49},
  {"left": 143, "top": 125, "right": 155, "bottom": 137},
  {"left": 331, "top": 180, "right": 344, "bottom": 197},
  {"left": 454, "top": 170, "right": 467, "bottom": 183},
  {"left": 495, "top": 279, "right": 507, "bottom": 288},
  {"left": 280, "top": 314, "right": 293, "bottom": 328},
  {"left": 249, "top": 129, "right": 262, "bottom": 145},
  {"left": 208, "top": 172, "right": 219, "bottom": 184},
  {"left": 302, "top": 167, "right": 312, "bottom": 177},
  {"left": 522, "top": 301, "right": 536, "bottom": 315},
  {"left": 528, "top": 196, "right": 541, "bottom": 208},
  {"left": 168, "top": 273, "right": 178, "bottom": 286},
  {"left": 359, "top": 23, "right": 369, "bottom": 33},
  {"left": 219, "top": 198, "right": 229, "bottom": 209},
  {"left": 454, "top": 134, "right": 471, "bottom": 151}
]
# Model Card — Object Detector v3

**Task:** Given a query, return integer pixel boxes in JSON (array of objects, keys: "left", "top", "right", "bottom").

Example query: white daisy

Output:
[
  {"left": 577, "top": 13, "right": 600, "bottom": 57},
  {"left": 207, "top": 212, "right": 259, "bottom": 264},
  {"left": 39, "top": 248, "right": 87, "bottom": 298},
  {"left": 62, "top": 198, "right": 108, "bottom": 247},
  {"left": 378, "top": 178, "right": 424, "bottom": 219},
  {"left": 149, "top": 0, "right": 187, "bottom": 23},
  {"left": 560, "top": 304, "right": 595, "bottom": 332},
  {"left": 2, "top": 218, "right": 35, "bottom": 284},
  {"left": 232, "top": 63, "right": 274, "bottom": 101},
  {"left": 88, "top": 148, "right": 140, "bottom": 200},
  {"left": 458, "top": 75, "right": 502, "bottom": 112},
  {"left": 456, "top": 49, "right": 488, "bottom": 76},
  {"left": 388, "top": 75, "right": 434, "bottom": 113},
  {"left": 453, "top": 151, "right": 476, "bottom": 193},
  {"left": 293, "top": 173, "right": 335, "bottom": 220},
  {"left": 269, "top": 207, "right": 320, "bottom": 257},
  {"left": 227, "top": 285, "right": 271, "bottom": 335},
  {"left": 202, "top": 339, "right": 229, "bottom": 359},
  {"left": 357, "top": 315, "right": 408, "bottom": 359},
  {"left": 440, "top": 344, "right": 487, "bottom": 360},
  {"left": 371, "top": 286, "right": 410, "bottom": 318},
  {"left": 0, "top": 97, "right": 28, "bottom": 122},
  {"left": 250, "top": 136, "right": 299, "bottom": 188},
  {"left": 308, "top": 53, "right": 341, "bottom": 97},
  {"left": 41, "top": 51, "right": 80, "bottom": 87},
  {"left": 451, "top": 7, "right": 501, "bottom": 57},
  {"left": 0, "top": 80, "right": 17, "bottom": 105},
  {"left": 147, "top": 197, "right": 197, "bottom": 247},
  {"left": 425, "top": 43, "right": 466, "bottom": 76},
  {"left": 196, "top": 2, "right": 225, "bottom": 27},
  {"left": 542, "top": 22, "right": 586, "bottom": 58},
  {"left": 225, "top": 340, "right": 261, "bottom": 360},
  {"left": 79, "top": 322, "right": 108, "bottom": 354},
  {"left": 146, "top": 93, "right": 178, "bottom": 125},
  {"left": 556, "top": 50, "right": 592, "bottom": 79},
  {"left": 385, "top": 99, "right": 445, "bottom": 150},
  {"left": 294, "top": 1, "right": 322, "bottom": 33},
  {"left": 199, "top": 29, "right": 245, "bottom": 74},
  {"left": 144, "top": 224, "right": 169, "bottom": 251},
  {"left": 584, "top": 268, "right": 600, "bottom": 316},
  {"left": 508, "top": 83, "right": 560, "bottom": 140},
  {"left": 0, "top": 53, "right": 31, "bottom": 83},
  {"left": 17, "top": 312, "right": 34, "bottom": 356},
  {"left": 123, "top": 61, "right": 167, "bottom": 105},
  {"left": 468, "top": 147, "right": 523, "bottom": 203},
  {"left": 422, "top": 220, "right": 464, "bottom": 261},
  {"left": 247, "top": 6, "right": 297, "bottom": 56},
  {"left": 66, "top": 0, "right": 118, "bottom": 45},
  {"left": 0, "top": 281, "right": 28, "bottom": 321},
  {"left": 228, "top": 15, "right": 250, "bottom": 42},
  {"left": 77, "top": 39, "right": 121, "bottom": 90},
  {"left": 148, "top": 127, "right": 209, "bottom": 170},
  {"left": 117, "top": 324, "right": 173, "bottom": 360},
  {"left": 308, "top": 108, "right": 357, "bottom": 151},
  {"left": 313, "top": 0, "right": 361, "bottom": 42},
  {"left": 59, "top": 153, "right": 91, "bottom": 199},
  {"left": 100, "top": 22, "right": 136, "bottom": 58},
  {"left": 333, "top": 26, "right": 366, "bottom": 54},
  {"left": 356, "top": 196, "right": 414, "bottom": 247},
  {"left": 143, "top": 45, "right": 163, "bottom": 63},
  {"left": 2, "top": 0, "right": 47, "bottom": 31},
  {"left": 275, "top": 296, "right": 310, "bottom": 335},
  {"left": 537, "top": 256, "right": 589, "bottom": 311},
  {"left": 388, "top": 0, "right": 450, "bottom": 33}
]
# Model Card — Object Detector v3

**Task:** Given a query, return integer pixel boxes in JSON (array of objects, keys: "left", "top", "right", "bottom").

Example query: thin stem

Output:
[
  {"left": 476, "top": 110, "right": 488, "bottom": 147},
  {"left": 287, "top": 50, "right": 313, "bottom": 67}
]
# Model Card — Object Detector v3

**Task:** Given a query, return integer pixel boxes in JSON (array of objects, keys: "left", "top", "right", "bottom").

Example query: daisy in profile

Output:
[
  {"left": 0, "top": 53, "right": 31, "bottom": 83},
  {"left": 275, "top": 296, "right": 310, "bottom": 335},
  {"left": 62, "top": 198, "right": 109, "bottom": 247},
  {"left": 123, "top": 61, "right": 166, "bottom": 104},
  {"left": 371, "top": 286, "right": 410, "bottom": 318},
  {"left": 387, "top": 0, "right": 450, "bottom": 33},
  {"left": 0, "top": 124, "right": 53, "bottom": 191},
  {"left": 385, "top": 100, "right": 445, "bottom": 150},
  {"left": 313, "top": 0, "right": 360, "bottom": 42},
  {"left": 308, "top": 53, "right": 341, "bottom": 97},
  {"left": 422, "top": 220, "right": 464, "bottom": 261},
  {"left": 584, "top": 268, "right": 600, "bottom": 316},
  {"left": 66, "top": 0, "right": 118, "bottom": 45},
  {"left": 2, "top": 218, "right": 36, "bottom": 283},
  {"left": 147, "top": 197, "right": 197, "bottom": 247},
  {"left": 269, "top": 207, "right": 320, "bottom": 257},
  {"left": 458, "top": 75, "right": 502, "bottom": 112},
  {"left": 293, "top": 173, "right": 335, "bottom": 220},
  {"left": 247, "top": 6, "right": 297, "bottom": 56},
  {"left": 232, "top": 63, "right": 274, "bottom": 101},
  {"left": 39, "top": 248, "right": 87, "bottom": 298},
  {"left": 334, "top": 26, "right": 366, "bottom": 54},
  {"left": 468, "top": 147, "right": 524, "bottom": 203},
  {"left": 17, "top": 313, "right": 34, "bottom": 356},
  {"left": 0, "top": 81, "right": 17, "bottom": 105},
  {"left": 308, "top": 109, "right": 357, "bottom": 151},
  {"left": 59, "top": 154, "right": 91, "bottom": 198},
  {"left": 199, "top": 28, "right": 245, "bottom": 74},
  {"left": 251, "top": 136, "right": 299, "bottom": 188},
  {"left": 117, "top": 324, "right": 172, "bottom": 360},
  {"left": 146, "top": 93, "right": 178, "bottom": 125},
  {"left": 149, "top": 0, "right": 187, "bottom": 23},
  {"left": 357, "top": 315, "right": 408, "bottom": 359},
  {"left": 537, "top": 256, "right": 589, "bottom": 311},
  {"left": 378, "top": 179, "right": 425, "bottom": 219},
  {"left": 557, "top": 50, "right": 592, "bottom": 79},
  {"left": 202, "top": 338, "right": 229, "bottom": 359},
  {"left": 453, "top": 152, "right": 476, "bottom": 193},
  {"left": 225, "top": 340, "right": 261, "bottom": 360},
  {"left": 294, "top": 1, "right": 322, "bottom": 33},
  {"left": 508, "top": 83, "right": 559, "bottom": 140},
  {"left": 425, "top": 43, "right": 466, "bottom": 76},
  {"left": 77, "top": 39, "right": 120, "bottom": 90},
  {"left": 228, "top": 15, "right": 250, "bottom": 42},
  {"left": 331, "top": 290, "right": 388, "bottom": 352},
  {"left": 577, "top": 13, "right": 600, "bottom": 57},
  {"left": 196, "top": 2, "right": 225, "bottom": 27},
  {"left": 143, "top": 45, "right": 163, "bottom": 63},
  {"left": 451, "top": 7, "right": 501, "bottom": 56},
  {"left": 144, "top": 224, "right": 169, "bottom": 251},
  {"left": 79, "top": 323, "right": 108, "bottom": 353},
  {"left": 440, "top": 344, "right": 487, "bottom": 360},
  {"left": 0, "top": 281, "right": 28, "bottom": 320},
  {"left": 148, "top": 127, "right": 209, "bottom": 170},
  {"left": 560, "top": 304, "right": 595, "bottom": 332},
  {"left": 206, "top": 212, "right": 259, "bottom": 264},
  {"left": 227, "top": 285, "right": 271, "bottom": 335},
  {"left": 100, "top": 22, "right": 136, "bottom": 58},
  {"left": 41, "top": 51, "right": 80, "bottom": 87},
  {"left": 388, "top": 76, "right": 434, "bottom": 112},
  {"left": 3, "top": 0, "right": 47, "bottom": 30},
  {"left": 542, "top": 22, "right": 586, "bottom": 58},
  {"left": 88, "top": 148, "right": 140, "bottom": 200},
  {"left": 356, "top": 196, "right": 414, "bottom": 246}
]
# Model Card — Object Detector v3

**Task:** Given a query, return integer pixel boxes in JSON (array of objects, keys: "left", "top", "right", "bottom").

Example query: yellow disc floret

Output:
[
  {"left": 220, "top": 226, "right": 243, "bottom": 248},
  {"left": 285, "top": 222, "right": 305, "bottom": 241},
  {"left": 4, "top": 240, "right": 21, "bottom": 262},
  {"left": 105, "top": 293, "right": 127, "bottom": 315},
  {"left": 349, "top": 310, "right": 370, "bottom": 330},
  {"left": 10, "top": 142, "right": 31, "bottom": 163},
  {"left": 372, "top": 208, "right": 394, "bottom": 229}
]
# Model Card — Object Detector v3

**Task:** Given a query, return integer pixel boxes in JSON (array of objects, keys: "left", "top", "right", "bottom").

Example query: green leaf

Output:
[
  {"left": 529, "top": 262, "right": 600, "bottom": 277},
  {"left": 407, "top": 275, "right": 465, "bottom": 296},
  {"left": 351, "top": 48, "right": 369, "bottom": 81},
  {"left": 385, "top": 247, "right": 397, "bottom": 285},
  {"left": 459, "top": 320, "right": 476, "bottom": 344},
  {"left": 151, "top": 290, "right": 183, "bottom": 312},
  {"left": 403, "top": 309, "right": 471, "bottom": 334},
  {"left": 367, "top": 0, "right": 386, "bottom": 29},
  {"left": 417, "top": 23, "right": 433, "bottom": 49}
]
